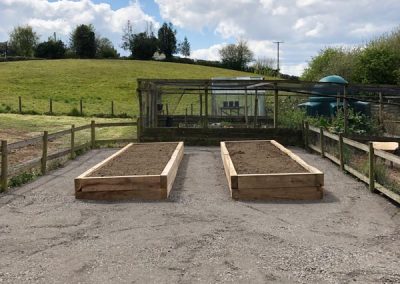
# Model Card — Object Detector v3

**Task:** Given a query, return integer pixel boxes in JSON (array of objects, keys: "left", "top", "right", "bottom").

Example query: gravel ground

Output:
[{"left": 0, "top": 146, "right": 399, "bottom": 284}]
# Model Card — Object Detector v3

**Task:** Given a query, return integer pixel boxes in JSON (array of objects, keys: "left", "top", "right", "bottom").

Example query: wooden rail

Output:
[
  {"left": 0, "top": 120, "right": 138, "bottom": 191},
  {"left": 11, "top": 96, "right": 129, "bottom": 118},
  {"left": 305, "top": 124, "right": 400, "bottom": 204}
]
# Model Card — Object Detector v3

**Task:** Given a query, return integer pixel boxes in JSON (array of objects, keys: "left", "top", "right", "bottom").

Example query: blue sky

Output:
[{"left": 1, "top": 0, "right": 400, "bottom": 76}]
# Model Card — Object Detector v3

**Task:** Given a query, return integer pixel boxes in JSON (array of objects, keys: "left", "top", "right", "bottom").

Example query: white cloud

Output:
[
  {"left": 0, "top": 0, "right": 158, "bottom": 53},
  {"left": 155, "top": 0, "right": 400, "bottom": 75},
  {"left": 272, "top": 6, "right": 288, "bottom": 16},
  {"left": 191, "top": 43, "right": 226, "bottom": 61},
  {"left": 281, "top": 63, "right": 308, "bottom": 77}
]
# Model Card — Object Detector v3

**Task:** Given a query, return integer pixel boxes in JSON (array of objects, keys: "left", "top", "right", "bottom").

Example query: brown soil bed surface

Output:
[
  {"left": 226, "top": 141, "right": 307, "bottom": 174},
  {"left": 89, "top": 143, "right": 178, "bottom": 177}
]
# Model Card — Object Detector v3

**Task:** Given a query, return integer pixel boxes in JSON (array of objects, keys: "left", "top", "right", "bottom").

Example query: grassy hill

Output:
[{"left": 0, "top": 59, "right": 258, "bottom": 116}]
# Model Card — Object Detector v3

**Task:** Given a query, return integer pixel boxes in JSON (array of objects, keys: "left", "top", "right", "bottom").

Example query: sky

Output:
[{"left": 0, "top": 0, "right": 399, "bottom": 76}]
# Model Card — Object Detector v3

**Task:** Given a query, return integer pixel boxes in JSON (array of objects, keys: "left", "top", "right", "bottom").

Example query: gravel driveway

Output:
[{"left": 0, "top": 146, "right": 399, "bottom": 283}]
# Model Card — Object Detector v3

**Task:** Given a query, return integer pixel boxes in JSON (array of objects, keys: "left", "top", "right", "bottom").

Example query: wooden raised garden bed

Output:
[
  {"left": 75, "top": 142, "right": 184, "bottom": 200},
  {"left": 221, "top": 140, "right": 324, "bottom": 200}
]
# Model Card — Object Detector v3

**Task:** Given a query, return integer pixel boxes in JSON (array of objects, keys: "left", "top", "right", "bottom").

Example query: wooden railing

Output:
[
  {"left": 0, "top": 120, "right": 137, "bottom": 191},
  {"left": 304, "top": 122, "right": 400, "bottom": 204}
]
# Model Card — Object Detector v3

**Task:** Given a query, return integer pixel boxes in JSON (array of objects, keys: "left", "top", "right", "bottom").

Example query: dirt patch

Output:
[
  {"left": 226, "top": 141, "right": 306, "bottom": 174},
  {"left": 89, "top": 143, "right": 178, "bottom": 176}
]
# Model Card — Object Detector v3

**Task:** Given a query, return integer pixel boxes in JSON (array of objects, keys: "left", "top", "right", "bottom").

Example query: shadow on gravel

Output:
[{"left": 237, "top": 188, "right": 340, "bottom": 205}]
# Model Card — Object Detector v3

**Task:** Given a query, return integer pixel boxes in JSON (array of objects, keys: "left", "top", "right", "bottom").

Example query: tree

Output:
[
  {"left": 219, "top": 40, "right": 254, "bottom": 70},
  {"left": 254, "top": 57, "right": 277, "bottom": 76},
  {"left": 179, "top": 36, "right": 190, "bottom": 58},
  {"left": 158, "top": 22, "right": 177, "bottom": 58},
  {"left": 35, "top": 38, "right": 66, "bottom": 59},
  {"left": 9, "top": 25, "right": 39, "bottom": 57},
  {"left": 0, "top": 42, "right": 8, "bottom": 57},
  {"left": 301, "top": 47, "right": 358, "bottom": 82},
  {"left": 121, "top": 21, "right": 157, "bottom": 59},
  {"left": 70, "top": 24, "right": 96, "bottom": 58},
  {"left": 121, "top": 21, "right": 135, "bottom": 56},
  {"left": 353, "top": 46, "right": 400, "bottom": 84},
  {"left": 131, "top": 32, "right": 158, "bottom": 60},
  {"left": 96, "top": 37, "right": 119, "bottom": 58}
]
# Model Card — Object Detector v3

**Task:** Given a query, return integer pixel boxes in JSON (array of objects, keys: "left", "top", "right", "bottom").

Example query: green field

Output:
[
  {"left": 0, "top": 59, "right": 257, "bottom": 116},
  {"left": 0, "top": 113, "right": 135, "bottom": 143}
]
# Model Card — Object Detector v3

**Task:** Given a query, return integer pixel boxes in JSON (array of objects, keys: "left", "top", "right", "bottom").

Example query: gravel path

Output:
[{"left": 0, "top": 146, "right": 399, "bottom": 283}]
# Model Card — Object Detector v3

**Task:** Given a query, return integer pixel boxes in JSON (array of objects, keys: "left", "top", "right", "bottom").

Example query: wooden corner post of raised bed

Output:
[
  {"left": 1, "top": 140, "right": 8, "bottom": 192},
  {"left": 220, "top": 142, "right": 239, "bottom": 199}
]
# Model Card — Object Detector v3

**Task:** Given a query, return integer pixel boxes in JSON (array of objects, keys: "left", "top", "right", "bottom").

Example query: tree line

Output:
[
  {"left": 302, "top": 27, "right": 400, "bottom": 85},
  {"left": 0, "top": 22, "right": 285, "bottom": 76},
  {"left": 0, "top": 22, "right": 191, "bottom": 60}
]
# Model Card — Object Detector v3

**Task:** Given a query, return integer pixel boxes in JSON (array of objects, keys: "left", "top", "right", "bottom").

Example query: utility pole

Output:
[{"left": 273, "top": 41, "right": 284, "bottom": 73}]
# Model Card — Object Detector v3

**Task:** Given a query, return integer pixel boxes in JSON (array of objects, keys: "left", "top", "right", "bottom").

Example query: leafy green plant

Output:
[
  {"left": 308, "top": 109, "right": 381, "bottom": 136},
  {"left": 9, "top": 171, "right": 40, "bottom": 188}
]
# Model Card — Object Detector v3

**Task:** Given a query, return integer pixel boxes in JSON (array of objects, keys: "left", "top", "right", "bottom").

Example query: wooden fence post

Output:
[
  {"left": 274, "top": 83, "right": 278, "bottom": 128},
  {"left": 1, "top": 140, "right": 8, "bottom": 192},
  {"left": 137, "top": 117, "right": 141, "bottom": 142},
  {"left": 80, "top": 99, "right": 83, "bottom": 116},
  {"left": 185, "top": 108, "right": 188, "bottom": 127},
  {"left": 343, "top": 85, "right": 348, "bottom": 134},
  {"left": 191, "top": 104, "right": 193, "bottom": 116},
  {"left": 49, "top": 98, "right": 53, "bottom": 114},
  {"left": 199, "top": 93, "right": 203, "bottom": 118},
  {"left": 204, "top": 86, "right": 209, "bottom": 128},
  {"left": 369, "top": 142, "right": 375, "bottom": 192},
  {"left": 70, "top": 124, "right": 75, "bottom": 159},
  {"left": 336, "top": 91, "right": 340, "bottom": 116},
  {"left": 244, "top": 87, "right": 249, "bottom": 127},
  {"left": 320, "top": 127, "right": 325, "bottom": 157},
  {"left": 18, "top": 96, "right": 22, "bottom": 113},
  {"left": 91, "top": 120, "right": 96, "bottom": 149},
  {"left": 41, "top": 131, "right": 48, "bottom": 175},
  {"left": 339, "top": 133, "right": 345, "bottom": 171},
  {"left": 254, "top": 90, "right": 259, "bottom": 128},
  {"left": 111, "top": 101, "right": 114, "bottom": 117},
  {"left": 304, "top": 121, "right": 309, "bottom": 151},
  {"left": 379, "top": 92, "right": 383, "bottom": 125},
  {"left": 166, "top": 103, "right": 169, "bottom": 116}
]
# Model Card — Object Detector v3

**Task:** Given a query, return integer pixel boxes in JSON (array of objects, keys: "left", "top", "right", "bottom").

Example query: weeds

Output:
[
  {"left": 68, "top": 107, "right": 82, "bottom": 117},
  {"left": 9, "top": 171, "right": 40, "bottom": 188}
]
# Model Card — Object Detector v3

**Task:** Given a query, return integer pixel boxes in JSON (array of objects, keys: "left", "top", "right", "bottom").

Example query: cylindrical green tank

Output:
[{"left": 298, "top": 75, "right": 370, "bottom": 116}]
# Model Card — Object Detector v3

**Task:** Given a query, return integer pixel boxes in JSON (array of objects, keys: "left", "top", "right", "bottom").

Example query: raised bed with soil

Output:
[
  {"left": 221, "top": 140, "right": 324, "bottom": 200},
  {"left": 75, "top": 142, "right": 184, "bottom": 200}
]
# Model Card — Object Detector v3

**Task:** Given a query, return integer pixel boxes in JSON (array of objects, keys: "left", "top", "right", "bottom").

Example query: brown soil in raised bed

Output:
[
  {"left": 226, "top": 141, "right": 307, "bottom": 174},
  {"left": 89, "top": 143, "right": 178, "bottom": 176}
]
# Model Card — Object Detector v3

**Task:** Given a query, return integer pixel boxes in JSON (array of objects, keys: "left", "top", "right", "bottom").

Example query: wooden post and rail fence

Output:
[
  {"left": 303, "top": 122, "right": 400, "bottom": 204},
  {"left": 0, "top": 120, "right": 138, "bottom": 192},
  {"left": 14, "top": 97, "right": 123, "bottom": 117},
  {"left": 1, "top": 118, "right": 399, "bottom": 205}
]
